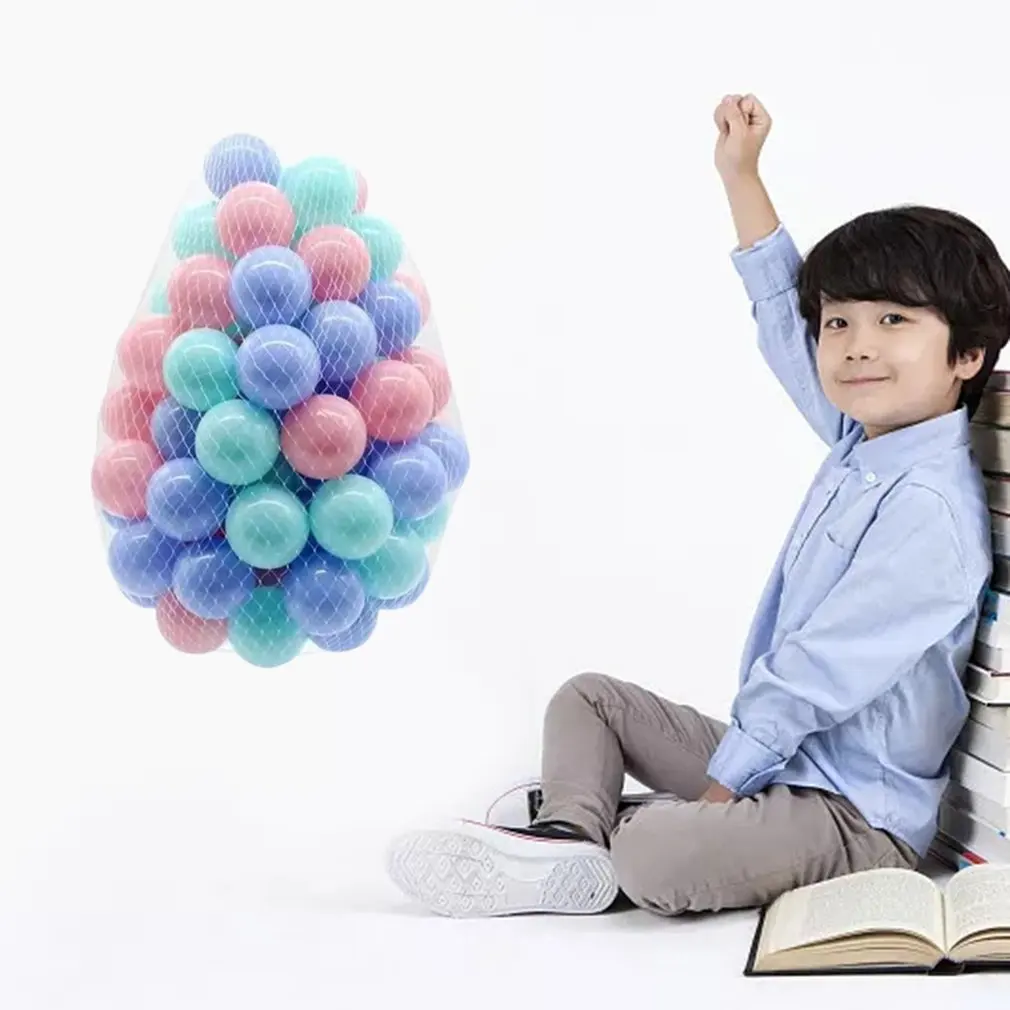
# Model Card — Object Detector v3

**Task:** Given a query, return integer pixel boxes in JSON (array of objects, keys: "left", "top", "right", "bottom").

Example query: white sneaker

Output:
[{"left": 385, "top": 818, "right": 619, "bottom": 918}]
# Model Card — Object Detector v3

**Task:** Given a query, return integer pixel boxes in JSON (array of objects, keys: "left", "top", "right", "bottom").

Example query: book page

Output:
[
  {"left": 945, "top": 864, "right": 1010, "bottom": 947},
  {"left": 761, "top": 868, "right": 945, "bottom": 956}
]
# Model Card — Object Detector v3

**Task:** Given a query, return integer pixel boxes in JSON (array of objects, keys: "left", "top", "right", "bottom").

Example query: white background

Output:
[{"left": 2, "top": 0, "right": 1008, "bottom": 1005}]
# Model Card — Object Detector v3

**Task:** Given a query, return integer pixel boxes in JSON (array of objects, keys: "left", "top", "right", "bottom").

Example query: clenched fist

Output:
[{"left": 714, "top": 93, "right": 772, "bottom": 180}]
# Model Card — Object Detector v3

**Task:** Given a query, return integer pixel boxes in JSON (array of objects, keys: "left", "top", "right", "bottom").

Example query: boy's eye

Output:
[{"left": 822, "top": 312, "right": 907, "bottom": 330}]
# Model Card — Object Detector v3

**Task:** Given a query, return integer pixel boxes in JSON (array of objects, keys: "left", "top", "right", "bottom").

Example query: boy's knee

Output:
[{"left": 547, "top": 671, "right": 612, "bottom": 709}]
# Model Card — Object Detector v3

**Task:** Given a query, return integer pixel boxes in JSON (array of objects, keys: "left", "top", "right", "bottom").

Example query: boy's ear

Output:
[{"left": 955, "top": 346, "right": 985, "bottom": 382}]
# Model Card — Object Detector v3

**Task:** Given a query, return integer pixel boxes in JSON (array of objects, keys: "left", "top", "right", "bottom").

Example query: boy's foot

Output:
[{"left": 385, "top": 818, "right": 619, "bottom": 918}]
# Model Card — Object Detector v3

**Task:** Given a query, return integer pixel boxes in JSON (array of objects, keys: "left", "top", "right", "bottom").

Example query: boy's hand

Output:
[
  {"left": 699, "top": 781, "right": 737, "bottom": 804},
  {"left": 714, "top": 93, "right": 772, "bottom": 181}
]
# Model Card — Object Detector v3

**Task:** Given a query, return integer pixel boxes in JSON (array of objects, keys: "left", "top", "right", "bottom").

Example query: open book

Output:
[{"left": 745, "top": 864, "right": 1010, "bottom": 975}]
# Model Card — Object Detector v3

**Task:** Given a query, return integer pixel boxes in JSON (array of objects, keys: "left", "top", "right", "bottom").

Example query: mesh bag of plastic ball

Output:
[{"left": 91, "top": 134, "right": 469, "bottom": 668}]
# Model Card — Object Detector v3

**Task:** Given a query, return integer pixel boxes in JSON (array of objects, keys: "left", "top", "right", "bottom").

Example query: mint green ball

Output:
[
  {"left": 149, "top": 284, "right": 170, "bottom": 314},
  {"left": 349, "top": 525, "right": 427, "bottom": 600},
  {"left": 163, "top": 328, "right": 239, "bottom": 411},
  {"left": 228, "top": 587, "right": 306, "bottom": 668},
  {"left": 309, "top": 475, "right": 393, "bottom": 560},
  {"left": 195, "top": 399, "right": 279, "bottom": 486},
  {"left": 264, "top": 454, "right": 317, "bottom": 501},
  {"left": 279, "top": 157, "right": 358, "bottom": 238},
  {"left": 172, "top": 201, "right": 227, "bottom": 259},
  {"left": 347, "top": 214, "right": 403, "bottom": 281},
  {"left": 226, "top": 484, "right": 309, "bottom": 569},
  {"left": 408, "top": 500, "right": 451, "bottom": 542}
]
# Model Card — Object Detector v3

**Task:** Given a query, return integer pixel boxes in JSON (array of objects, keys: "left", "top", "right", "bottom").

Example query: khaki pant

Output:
[{"left": 535, "top": 672, "right": 920, "bottom": 916}]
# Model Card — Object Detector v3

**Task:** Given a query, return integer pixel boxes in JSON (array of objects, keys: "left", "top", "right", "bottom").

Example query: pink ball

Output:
[
  {"left": 116, "top": 317, "right": 176, "bottom": 394},
  {"left": 91, "top": 439, "right": 162, "bottom": 518},
  {"left": 393, "top": 347, "right": 451, "bottom": 415},
  {"left": 350, "top": 360, "right": 434, "bottom": 442},
  {"left": 355, "top": 169, "right": 368, "bottom": 212},
  {"left": 101, "top": 384, "right": 162, "bottom": 442},
  {"left": 156, "top": 591, "right": 228, "bottom": 654},
  {"left": 297, "top": 226, "right": 371, "bottom": 302},
  {"left": 281, "top": 395, "right": 368, "bottom": 479},
  {"left": 167, "top": 255, "right": 234, "bottom": 331},
  {"left": 216, "top": 181, "right": 296, "bottom": 258},
  {"left": 394, "top": 270, "right": 431, "bottom": 325}
]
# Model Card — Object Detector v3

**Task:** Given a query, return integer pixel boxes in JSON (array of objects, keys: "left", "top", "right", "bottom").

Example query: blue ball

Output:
[
  {"left": 236, "top": 324, "right": 321, "bottom": 410},
  {"left": 150, "top": 397, "right": 202, "bottom": 461},
  {"left": 417, "top": 423, "right": 470, "bottom": 491},
  {"left": 122, "top": 589, "right": 159, "bottom": 608},
  {"left": 353, "top": 281, "right": 422, "bottom": 356},
  {"left": 282, "top": 549, "right": 367, "bottom": 636},
  {"left": 108, "top": 521, "right": 184, "bottom": 598},
  {"left": 146, "top": 458, "right": 234, "bottom": 541},
  {"left": 102, "top": 510, "right": 140, "bottom": 530},
  {"left": 203, "top": 134, "right": 281, "bottom": 198},
  {"left": 172, "top": 539, "right": 256, "bottom": 620},
  {"left": 300, "top": 301, "right": 378, "bottom": 388},
  {"left": 368, "top": 443, "right": 448, "bottom": 520},
  {"left": 377, "top": 560, "right": 430, "bottom": 610},
  {"left": 230, "top": 246, "right": 313, "bottom": 328},
  {"left": 308, "top": 601, "right": 379, "bottom": 652}
]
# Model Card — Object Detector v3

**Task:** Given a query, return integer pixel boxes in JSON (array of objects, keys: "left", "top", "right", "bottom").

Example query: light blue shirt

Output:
[{"left": 705, "top": 223, "right": 993, "bottom": 857}]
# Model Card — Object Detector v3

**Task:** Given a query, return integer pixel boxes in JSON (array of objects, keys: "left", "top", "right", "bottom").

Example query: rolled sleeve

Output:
[
  {"left": 730, "top": 223, "right": 804, "bottom": 304},
  {"left": 706, "top": 724, "right": 788, "bottom": 795}
]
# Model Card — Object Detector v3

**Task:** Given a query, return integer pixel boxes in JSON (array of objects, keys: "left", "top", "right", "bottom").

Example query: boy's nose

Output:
[{"left": 843, "top": 330, "right": 879, "bottom": 359}]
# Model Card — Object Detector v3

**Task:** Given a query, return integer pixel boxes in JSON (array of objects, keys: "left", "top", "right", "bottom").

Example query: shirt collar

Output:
[{"left": 846, "top": 406, "right": 970, "bottom": 477}]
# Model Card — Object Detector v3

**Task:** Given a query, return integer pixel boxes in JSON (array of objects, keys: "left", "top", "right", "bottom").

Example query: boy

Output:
[{"left": 385, "top": 93, "right": 1010, "bottom": 918}]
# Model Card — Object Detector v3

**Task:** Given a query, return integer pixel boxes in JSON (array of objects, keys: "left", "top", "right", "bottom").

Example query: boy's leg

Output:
[
  {"left": 608, "top": 784, "right": 920, "bottom": 916},
  {"left": 534, "top": 672, "right": 728, "bottom": 846}
]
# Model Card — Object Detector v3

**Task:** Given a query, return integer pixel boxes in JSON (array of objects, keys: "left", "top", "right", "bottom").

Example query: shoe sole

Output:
[{"left": 386, "top": 819, "right": 618, "bottom": 917}]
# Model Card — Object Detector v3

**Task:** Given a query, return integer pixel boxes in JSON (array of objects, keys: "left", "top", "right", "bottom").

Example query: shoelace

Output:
[{"left": 483, "top": 778, "right": 541, "bottom": 824}]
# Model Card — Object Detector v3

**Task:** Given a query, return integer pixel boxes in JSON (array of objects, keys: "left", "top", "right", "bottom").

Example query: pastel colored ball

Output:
[
  {"left": 150, "top": 397, "right": 201, "bottom": 460},
  {"left": 309, "top": 475, "right": 393, "bottom": 560},
  {"left": 349, "top": 525, "right": 427, "bottom": 600},
  {"left": 309, "top": 601, "right": 378, "bottom": 652},
  {"left": 172, "top": 201, "right": 227, "bottom": 259},
  {"left": 263, "top": 454, "right": 321, "bottom": 504},
  {"left": 300, "top": 301, "right": 378, "bottom": 389},
  {"left": 101, "top": 384, "right": 162, "bottom": 443},
  {"left": 280, "top": 394, "right": 367, "bottom": 479},
  {"left": 167, "top": 255, "right": 235, "bottom": 332},
  {"left": 108, "top": 520, "right": 184, "bottom": 598},
  {"left": 216, "top": 182, "right": 296, "bottom": 259},
  {"left": 225, "top": 483, "right": 309, "bottom": 569},
  {"left": 228, "top": 586, "right": 306, "bottom": 668},
  {"left": 146, "top": 457, "right": 234, "bottom": 541},
  {"left": 377, "top": 559, "right": 430, "bottom": 610},
  {"left": 195, "top": 399, "right": 279, "bottom": 485},
  {"left": 279, "top": 157, "right": 358, "bottom": 237},
  {"left": 297, "top": 226, "right": 371, "bottom": 302},
  {"left": 236, "top": 324, "right": 320, "bottom": 410},
  {"left": 408, "top": 499, "right": 451, "bottom": 542},
  {"left": 347, "top": 214, "right": 402, "bottom": 281},
  {"left": 353, "top": 280, "right": 422, "bottom": 356},
  {"left": 350, "top": 359, "right": 433, "bottom": 442},
  {"left": 123, "top": 589, "right": 159, "bottom": 608},
  {"left": 282, "top": 549, "right": 366, "bottom": 636},
  {"left": 92, "top": 439, "right": 162, "bottom": 519},
  {"left": 354, "top": 169, "right": 368, "bottom": 212},
  {"left": 117, "top": 317, "right": 176, "bottom": 394},
  {"left": 418, "top": 422, "right": 470, "bottom": 490},
  {"left": 149, "top": 285, "right": 171, "bottom": 315},
  {"left": 163, "top": 328, "right": 239, "bottom": 411},
  {"left": 204, "top": 134, "right": 281, "bottom": 198},
  {"left": 229, "top": 245, "right": 313, "bottom": 328},
  {"left": 368, "top": 442, "right": 448, "bottom": 520},
  {"left": 172, "top": 539, "right": 256, "bottom": 619},
  {"left": 394, "top": 270, "right": 431, "bottom": 325},
  {"left": 392, "top": 347, "right": 451, "bottom": 414},
  {"left": 156, "top": 591, "right": 229, "bottom": 654}
]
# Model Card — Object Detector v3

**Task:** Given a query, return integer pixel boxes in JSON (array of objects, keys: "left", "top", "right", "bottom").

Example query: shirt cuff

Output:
[
  {"left": 730, "top": 223, "right": 804, "bottom": 304},
  {"left": 706, "top": 724, "right": 788, "bottom": 796}
]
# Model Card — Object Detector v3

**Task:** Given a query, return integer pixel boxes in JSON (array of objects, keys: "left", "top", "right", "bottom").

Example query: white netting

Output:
[{"left": 91, "top": 134, "right": 467, "bottom": 668}]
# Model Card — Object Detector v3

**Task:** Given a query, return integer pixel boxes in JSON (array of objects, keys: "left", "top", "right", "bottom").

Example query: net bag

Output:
[{"left": 91, "top": 134, "right": 468, "bottom": 668}]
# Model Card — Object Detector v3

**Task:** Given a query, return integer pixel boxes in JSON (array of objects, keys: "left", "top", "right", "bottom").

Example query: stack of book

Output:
[{"left": 930, "top": 370, "right": 1010, "bottom": 869}]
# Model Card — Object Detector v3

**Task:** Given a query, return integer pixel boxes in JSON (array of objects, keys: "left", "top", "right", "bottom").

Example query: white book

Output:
[
  {"left": 956, "top": 718, "right": 1010, "bottom": 772},
  {"left": 994, "top": 554, "right": 1010, "bottom": 594},
  {"left": 975, "top": 390, "right": 1010, "bottom": 428},
  {"left": 949, "top": 747, "right": 1010, "bottom": 806},
  {"left": 971, "top": 425, "right": 1010, "bottom": 475},
  {"left": 963, "top": 659, "right": 1010, "bottom": 700},
  {"left": 938, "top": 802, "right": 1010, "bottom": 864},
  {"left": 970, "top": 699, "right": 1010, "bottom": 735},
  {"left": 945, "top": 780, "right": 1010, "bottom": 835},
  {"left": 986, "top": 475, "right": 1010, "bottom": 514}
]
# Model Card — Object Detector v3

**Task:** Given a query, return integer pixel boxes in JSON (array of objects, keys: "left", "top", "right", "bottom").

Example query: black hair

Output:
[{"left": 796, "top": 205, "right": 1010, "bottom": 417}]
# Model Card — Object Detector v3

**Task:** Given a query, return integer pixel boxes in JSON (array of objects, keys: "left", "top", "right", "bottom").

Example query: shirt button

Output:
[{"left": 865, "top": 472, "right": 876, "bottom": 483}]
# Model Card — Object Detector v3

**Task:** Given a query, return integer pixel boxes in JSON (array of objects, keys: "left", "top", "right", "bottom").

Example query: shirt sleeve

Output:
[
  {"left": 731, "top": 224, "right": 850, "bottom": 447},
  {"left": 706, "top": 483, "right": 978, "bottom": 796}
]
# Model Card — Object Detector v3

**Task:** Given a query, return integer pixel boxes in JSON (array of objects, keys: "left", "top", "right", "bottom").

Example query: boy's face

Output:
[{"left": 815, "top": 298, "right": 984, "bottom": 439}]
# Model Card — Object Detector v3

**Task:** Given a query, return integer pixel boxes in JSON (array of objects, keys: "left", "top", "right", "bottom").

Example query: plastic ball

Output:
[
  {"left": 350, "top": 359, "right": 434, "bottom": 442},
  {"left": 172, "top": 202, "right": 227, "bottom": 259},
  {"left": 368, "top": 442, "right": 448, "bottom": 520},
  {"left": 280, "top": 394, "right": 367, "bottom": 479},
  {"left": 353, "top": 280, "right": 422, "bottom": 356},
  {"left": 309, "top": 602, "right": 378, "bottom": 652},
  {"left": 394, "top": 270, "right": 431, "bottom": 325},
  {"left": 279, "top": 157, "right": 358, "bottom": 237},
  {"left": 392, "top": 347, "right": 451, "bottom": 414},
  {"left": 102, "top": 510, "right": 142, "bottom": 531},
  {"left": 297, "top": 226, "right": 371, "bottom": 302},
  {"left": 163, "top": 328, "right": 239, "bottom": 411},
  {"left": 263, "top": 454, "right": 320, "bottom": 503},
  {"left": 216, "top": 182, "right": 296, "bottom": 259},
  {"left": 347, "top": 214, "right": 402, "bottom": 281},
  {"left": 229, "top": 246, "right": 312, "bottom": 329},
  {"left": 408, "top": 499, "right": 450, "bottom": 542},
  {"left": 172, "top": 539, "right": 256, "bottom": 619},
  {"left": 309, "top": 475, "right": 393, "bottom": 560},
  {"left": 156, "top": 591, "right": 229, "bottom": 654},
  {"left": 300, "top": 301, "right": 378, "bottom": 389},
  {"left": 101, "top": 385, "right": 162, "bottom": 443},
  {"left": 228, "top": 586, "right": 306, "bottom": 667},
  {"left": 349, "top": 525, "right": 427, "bottom": 600},
  {"left": 117, "top": 317, "right": 176, "bottom": 394},
  {"left": 195, "top": 399, "right": 279, "bottom": 485},
  {"left": 282, "top": 549, "right": 366, "bottom": 636},
  {"left": 377, "top": 559, "right": 430, "bottom": 609},
  {"left": 204, "top": 134, "right": 281, "bottom": 198},
  {"left": 150, "top": 397, "right": 201, "bottom": 460},
  {"left": 108, "top": 520, "right": 184, "bottom": 598},
  {"left": 149, "top": 285, "right": 171, "bottom": 315},
  {"left": 418, "top": 422, "right": 470, "bottom": 490},
  {"left": 167, "top": 255, "right": 235, "bottom": 332},
  {"left": 92, "top": 440, "right": 162, "bottom": 519},
  {"left": 122, "top": 589, "right": 159, "bottom": 608},
  {"left": 236, "top": 324, "right": 320, "bottom": 410},
  {"left": 225, "top": 483, "right": 309, "bottom": 569},
  {"left": 146, "top": 457, "right": 234, "bottom": 541},
  {"left": 354, "top": 169, "right": 368, "bottom": 212}
]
